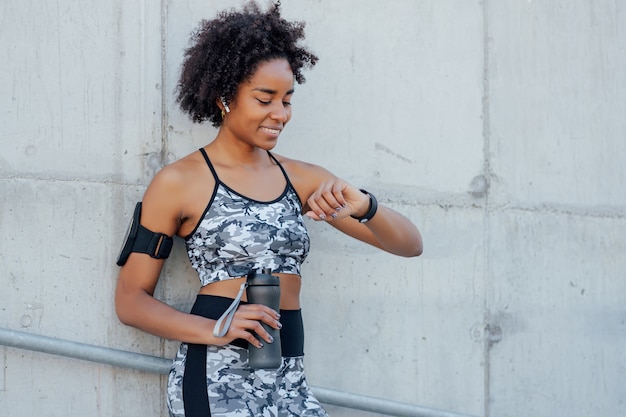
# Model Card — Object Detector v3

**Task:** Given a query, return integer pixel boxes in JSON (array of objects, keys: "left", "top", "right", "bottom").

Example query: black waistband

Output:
[{"left": 190, "top": 294, "right": 304, "bottom": 357}]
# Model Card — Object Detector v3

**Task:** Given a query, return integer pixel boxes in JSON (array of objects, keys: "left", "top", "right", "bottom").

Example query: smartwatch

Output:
[
  {"left": 350, "top": 189, "right": 378, "bottom": 223},
  {"left": 116, "top": 202, "right": 174, "bottom": 266}
]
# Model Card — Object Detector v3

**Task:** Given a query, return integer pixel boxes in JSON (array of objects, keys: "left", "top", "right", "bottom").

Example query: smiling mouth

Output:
[{"left": 261, "top": 127, "right": 281, "bottom": 135}]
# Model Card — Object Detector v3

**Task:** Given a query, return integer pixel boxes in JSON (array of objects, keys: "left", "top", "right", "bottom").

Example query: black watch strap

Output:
[
  {"left": 350, "top": 189, "right": 378, "bottom": 223},
  {"left": 133, "top": 224, "right": 174, "bottom": 259}
]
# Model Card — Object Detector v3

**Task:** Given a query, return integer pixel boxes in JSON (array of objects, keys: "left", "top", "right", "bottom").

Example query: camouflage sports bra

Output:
[{"left": 185, "top": 148, "right": 310, "bottom": 286}]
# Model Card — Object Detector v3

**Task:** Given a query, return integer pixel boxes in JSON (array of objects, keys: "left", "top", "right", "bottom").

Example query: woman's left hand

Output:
[
  {"left": 296, "top": 164, "right": 422, "bottom": 256},
  {"left": 304, "top": 178, "right": 369, "bottom": 221}
]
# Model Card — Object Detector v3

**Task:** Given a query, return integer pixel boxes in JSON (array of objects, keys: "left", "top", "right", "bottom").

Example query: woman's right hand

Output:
[{"left": 215, "top": 304, "right": 282, "bottom": 348}]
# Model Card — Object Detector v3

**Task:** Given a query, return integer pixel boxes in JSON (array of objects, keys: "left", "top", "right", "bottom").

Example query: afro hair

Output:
[{"left": 176, "top": 1, "right": 318, "bottom": 126}]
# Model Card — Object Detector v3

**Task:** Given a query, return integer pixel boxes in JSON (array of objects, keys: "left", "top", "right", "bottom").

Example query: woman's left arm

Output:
[
  {"left": 299, "top": 170, "right": 423, "bottom": 257},
  {"left": 334, "top": 201, "right": 423, "bottom": 257}
]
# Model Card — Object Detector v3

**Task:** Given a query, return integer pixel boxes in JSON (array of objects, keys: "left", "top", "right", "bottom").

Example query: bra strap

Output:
[
  {"left": 267, "top": 151, "right": 304, "bottom": 208},
  {"left": 199, "top": 148, "right": 220, "bottom": 182},
  {"left": 267, "top": 151, "right": 290, "bottom": 183}
]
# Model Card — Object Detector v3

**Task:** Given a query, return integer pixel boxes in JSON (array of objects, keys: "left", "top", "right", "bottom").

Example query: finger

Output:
[
  {"left": 238, "top": 304, "right": 280, "bottom": 322},
  {"left": 235, "top": 305, "right": 282, "bottom": 334},
  {"left": 309, "top": 191, "right": 342, "bottom": 220},
  {"left": 327, "top": 189, "right": 348, "bottom": 219},
  {"left": 315, "top": 192, "right": 336, "bottom": 218},
  {"left": 235, "top": 320, "right": 271, "bottom": 347},
  {"left": 304, "top": 210, "right": 322, "bottom": 221},
  {"left": 330, "top": 183, "right": 348, "bottom": 209},
  {"left": 221, "top": 319, "right": 267, "bottom": 348},
  {"left": 258, "top": 309, "right": 282, "bottom": 331},
  {"left": 251, "top": 320, "right": 276, "bottom": 345},
  {"left": 320, "top": 188, "right": 343, "bottom": 212},
  {"left": 234, "top": 324, "right": 266, "bottom": 348},
  {"left": 248, "top": 307, "right": 282, "bottom": 331},
  {"left": 306, "top": 196, "right": 328, "bottom": 220}
]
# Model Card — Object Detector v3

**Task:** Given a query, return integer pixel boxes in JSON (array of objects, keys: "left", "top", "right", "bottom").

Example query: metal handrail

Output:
[{"left": 0, "top": 327, "right": 479, "bottom": 417}]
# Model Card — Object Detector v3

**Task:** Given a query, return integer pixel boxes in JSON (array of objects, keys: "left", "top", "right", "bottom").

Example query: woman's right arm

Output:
[{"left": 114, "top": 164, "right": 279, "bottom": 347}]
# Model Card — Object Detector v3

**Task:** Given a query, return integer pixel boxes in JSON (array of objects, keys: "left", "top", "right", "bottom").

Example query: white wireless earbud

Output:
[{"left": 221, "top": 97, "right": 230, "bottom": 113}]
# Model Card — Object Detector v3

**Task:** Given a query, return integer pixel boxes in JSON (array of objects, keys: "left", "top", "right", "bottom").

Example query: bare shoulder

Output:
[
  {"left": 141, "top": 150, "right": 212, "bottom": 235},
  {"left": 148, "top": 152, "right": 201, "bottom": 192},
  {"left": 271, "top": 153, "right": 335, "bottom": 185},
  {"left": 270, "top": 153, "right": 338, "bottom": 209}
]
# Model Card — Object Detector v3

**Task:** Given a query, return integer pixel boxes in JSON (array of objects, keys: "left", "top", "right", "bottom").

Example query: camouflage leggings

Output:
[{"left": 166, "top": 295, "right": 329, "bottom": 416}]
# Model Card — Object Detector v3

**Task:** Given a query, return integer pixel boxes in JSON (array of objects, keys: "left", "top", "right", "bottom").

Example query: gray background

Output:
[{"left": 1, "top": 1, "right": 624, "bottom": 416}]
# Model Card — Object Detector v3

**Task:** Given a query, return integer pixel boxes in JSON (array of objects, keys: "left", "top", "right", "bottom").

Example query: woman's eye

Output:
[{"left": 256, "top": 98, "right": 291, "bottom": 106}]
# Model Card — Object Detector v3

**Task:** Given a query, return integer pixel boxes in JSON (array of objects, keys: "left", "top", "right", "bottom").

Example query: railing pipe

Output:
[
  {"left": 0, "top": 327, "right": 478, "bottom": 417},
  {"left": 0, "top": 327, "right": 170, "bottom": 373},
  {"left": 311, "top": 386, "right": 477, "bottom": 417}
]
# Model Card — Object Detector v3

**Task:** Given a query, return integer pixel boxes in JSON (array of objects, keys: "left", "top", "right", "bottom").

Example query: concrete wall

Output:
[{"left": 1, "top": 1, "right": 624, "bottom": 416}]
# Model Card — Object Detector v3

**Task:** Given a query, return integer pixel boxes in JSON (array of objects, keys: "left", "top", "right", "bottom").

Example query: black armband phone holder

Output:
[{"left": 116, "top": 202, "right": 174, "bottom": 266}]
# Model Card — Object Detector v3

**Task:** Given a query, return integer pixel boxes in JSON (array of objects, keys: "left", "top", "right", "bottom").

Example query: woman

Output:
[{"left": 115, "top": 2, "right": 423, "bottom": 416}]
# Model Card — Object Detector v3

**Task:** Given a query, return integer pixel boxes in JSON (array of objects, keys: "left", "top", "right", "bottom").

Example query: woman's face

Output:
[{"left": 222, "top": 58, "right": 295, "bottom": 150}]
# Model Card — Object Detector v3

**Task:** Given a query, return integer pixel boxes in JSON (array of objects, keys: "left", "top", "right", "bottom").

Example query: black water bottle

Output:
[{"left": 246, "top": 268, "right": 281, "bottom": 369}]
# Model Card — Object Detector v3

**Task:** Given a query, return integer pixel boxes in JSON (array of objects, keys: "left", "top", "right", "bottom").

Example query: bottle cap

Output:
[{"left": 247, "top": 269, "right": 279, "bottom": 286}]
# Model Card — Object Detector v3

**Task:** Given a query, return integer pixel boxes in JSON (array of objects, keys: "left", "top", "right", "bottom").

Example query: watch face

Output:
[{"left": 116, "top": 202, "right": 142, "bottom": 266}]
